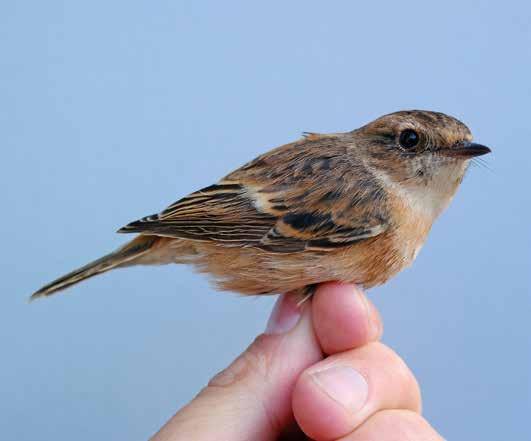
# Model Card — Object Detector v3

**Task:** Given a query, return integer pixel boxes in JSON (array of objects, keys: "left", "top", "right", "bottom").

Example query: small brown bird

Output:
[{"left": 31, "top": 110, "right": 491, "bottom": 301}]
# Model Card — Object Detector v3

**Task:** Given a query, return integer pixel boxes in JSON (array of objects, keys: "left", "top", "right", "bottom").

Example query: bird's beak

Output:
[{"left": 440, "top": 142, "right": 492, "bottom": 159}]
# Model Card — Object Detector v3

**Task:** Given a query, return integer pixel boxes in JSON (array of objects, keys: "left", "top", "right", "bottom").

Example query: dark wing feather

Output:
[
  {"left": 118, "top": 135, "right": 390, "bottom": 252},
  {"left": 118, "top": 183, "right": 276, "bottom": 245},
  {"left": 261, "top": 213, "right": 386, "bottom": 252}
]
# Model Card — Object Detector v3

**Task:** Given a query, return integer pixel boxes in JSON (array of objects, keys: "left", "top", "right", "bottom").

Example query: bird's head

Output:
[{"left": 352, "top": 110, "right": 491, "bottom": 218}]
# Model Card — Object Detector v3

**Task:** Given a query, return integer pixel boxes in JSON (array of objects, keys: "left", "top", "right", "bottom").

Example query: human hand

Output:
[{"left": 152, "top": 283, "right": 443, "bottom": 440}]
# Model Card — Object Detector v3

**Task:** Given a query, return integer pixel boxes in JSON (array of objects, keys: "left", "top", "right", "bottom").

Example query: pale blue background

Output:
[{"left": 2, "top": 1, "right": 530, "bottom": 440}]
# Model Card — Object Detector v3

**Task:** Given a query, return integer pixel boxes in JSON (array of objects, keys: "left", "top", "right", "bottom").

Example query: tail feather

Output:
[{"left": 30, "top": 236, "right": 157, "bottom": 302}]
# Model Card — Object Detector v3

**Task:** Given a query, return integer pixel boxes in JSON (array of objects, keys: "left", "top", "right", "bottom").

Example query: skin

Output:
[{"left": 151, "top": 283, "right": 444, "bottom": 441}]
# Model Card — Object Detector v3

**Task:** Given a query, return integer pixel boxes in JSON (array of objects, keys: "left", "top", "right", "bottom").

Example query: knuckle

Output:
[
  {"left": 208, "top": 334, "right": 274, "bottom": 389},
  {"left": 203, "top": 334, "right": 284, "bottom": 435}
]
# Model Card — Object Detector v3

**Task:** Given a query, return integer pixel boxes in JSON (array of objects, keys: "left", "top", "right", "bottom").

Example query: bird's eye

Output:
[{"left": 398, "top": 129, "right": 419, "bottom": 150}]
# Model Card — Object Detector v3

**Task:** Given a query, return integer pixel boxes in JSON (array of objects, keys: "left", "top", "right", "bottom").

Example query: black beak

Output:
[{"left": 440, "top": 142, "right": 492, "bottom": 159}]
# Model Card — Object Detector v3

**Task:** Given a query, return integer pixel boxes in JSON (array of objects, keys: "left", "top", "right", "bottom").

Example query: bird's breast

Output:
[{"left": 330, "top": 198, "right": 433, "bottom": 288}]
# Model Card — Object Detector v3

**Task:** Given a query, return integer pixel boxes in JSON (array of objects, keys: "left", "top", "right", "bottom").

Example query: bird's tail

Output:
[{"left": 30, "top": 235, "right": 158, "bottom": 302}]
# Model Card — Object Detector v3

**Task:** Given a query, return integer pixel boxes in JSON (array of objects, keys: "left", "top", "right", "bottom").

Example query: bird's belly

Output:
[
  {"left": 320, "top": 231, "right": 420, "bottom": 288},
  {"left": 166, "top": 226, "right": 426, "bottom": 294}
]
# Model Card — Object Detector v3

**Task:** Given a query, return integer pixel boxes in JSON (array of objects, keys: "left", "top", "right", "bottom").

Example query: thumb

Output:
[{"left": 152, "top": 294, "right": 322, "bottom": 441}]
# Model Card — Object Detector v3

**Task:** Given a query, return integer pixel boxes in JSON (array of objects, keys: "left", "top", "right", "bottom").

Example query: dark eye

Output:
[{"left": 398, "top": 129, "right": 419, "bottom": 150}]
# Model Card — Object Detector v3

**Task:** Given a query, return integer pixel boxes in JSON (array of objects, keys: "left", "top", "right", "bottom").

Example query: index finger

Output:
[{"left": 312, "top": 282, "right": 383, "bottom": 355}]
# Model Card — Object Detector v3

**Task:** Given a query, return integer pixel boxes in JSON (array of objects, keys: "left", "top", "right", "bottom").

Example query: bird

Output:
[{"left": 31, "top": 110, "right": 491, "bottom": 301}]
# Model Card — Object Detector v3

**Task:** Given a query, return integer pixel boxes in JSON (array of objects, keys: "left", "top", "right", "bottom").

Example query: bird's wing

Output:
[
  {"left": 118, "top": 182, "right": 277, "bottom": 245},
  {"left": 118, "top": 136, "right": 390, "bottom": 253}
]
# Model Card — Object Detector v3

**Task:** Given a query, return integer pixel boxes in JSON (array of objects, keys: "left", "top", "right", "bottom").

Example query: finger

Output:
[
  {"left": 313, "top": 282, "right": 382, "bottom": 355},
  {"left": 152, "top": 293, "right": 322, "bottom": 441},
  {"left": 339, "top": 410, "right": 444, "bottom": 441},
  {"left": 292, "top": 342, "right": 421, "bottom": 441}
]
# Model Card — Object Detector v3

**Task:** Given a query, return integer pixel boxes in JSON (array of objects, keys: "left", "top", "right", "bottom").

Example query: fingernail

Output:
[
  {"left": 265, "top": 294, "right": 302, "bottom": 335},
  {"left": 310, "top": 366, "right": 368, "bottom": 413}
]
